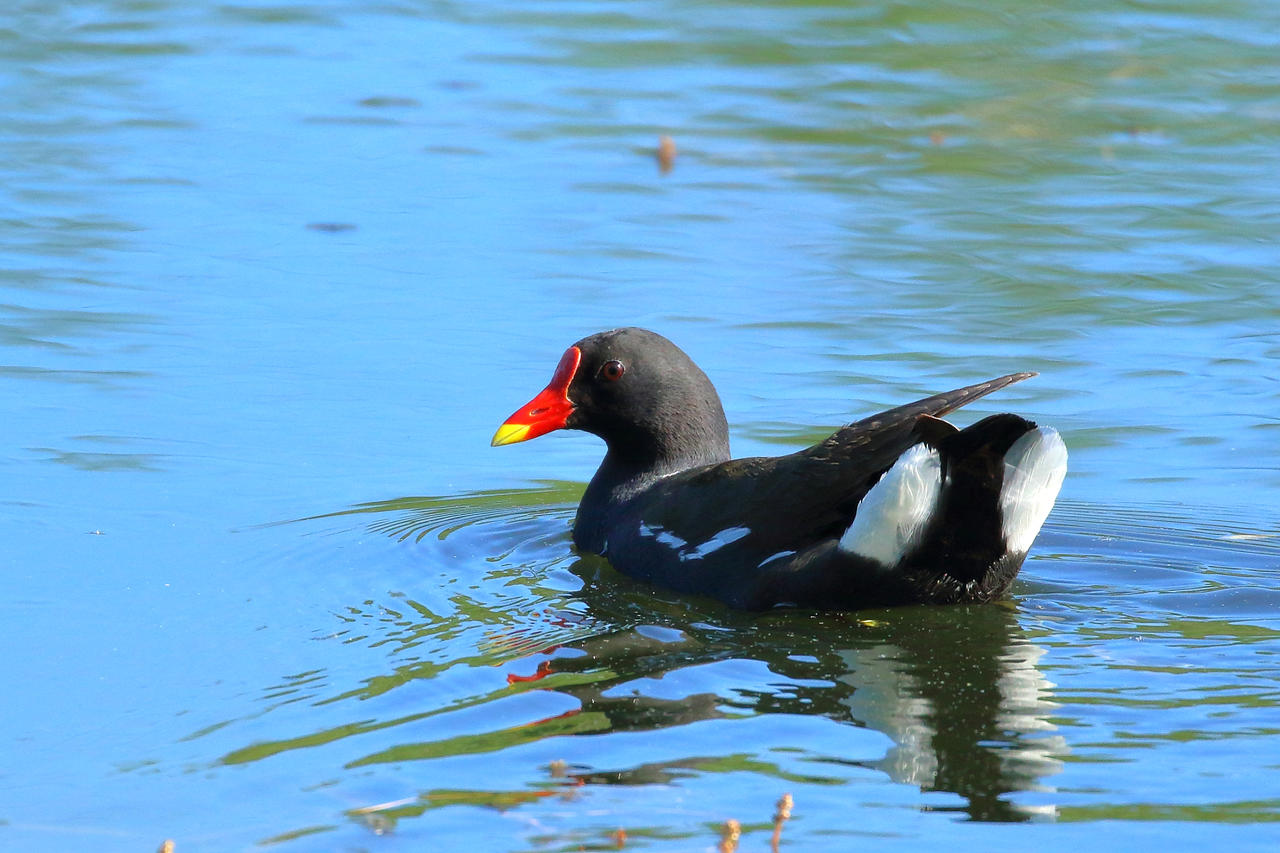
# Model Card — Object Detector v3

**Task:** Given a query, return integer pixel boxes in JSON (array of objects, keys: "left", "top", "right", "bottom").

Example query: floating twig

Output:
[{"left": 771, "top": 793, "right": 793, "bottom": 851}]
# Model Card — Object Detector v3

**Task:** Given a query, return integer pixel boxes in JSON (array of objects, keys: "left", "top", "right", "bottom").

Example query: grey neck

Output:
[{"left": 573, "top": 434, "right": 729, "bottom": 554}]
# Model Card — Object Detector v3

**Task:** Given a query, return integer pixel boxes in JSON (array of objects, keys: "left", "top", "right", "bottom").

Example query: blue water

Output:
[{"left": 2, "top": 1, "right": 1278, "bottom": 850}]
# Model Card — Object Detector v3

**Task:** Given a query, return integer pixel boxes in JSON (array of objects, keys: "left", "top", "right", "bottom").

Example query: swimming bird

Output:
[{"left": 492, "top": 328, "right": 1066, "bottom": 610}]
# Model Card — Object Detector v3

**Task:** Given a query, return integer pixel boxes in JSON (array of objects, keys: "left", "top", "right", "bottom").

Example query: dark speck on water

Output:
[
  {"left": 2, "top": 1, "right": 1278, "bottom": 852},
  {"left": 358, "top": 96, "right": 422, "bottom": 109}
]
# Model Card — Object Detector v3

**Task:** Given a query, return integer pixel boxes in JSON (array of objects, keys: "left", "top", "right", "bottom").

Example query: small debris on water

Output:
[
  {"left": 306, "top": 222, "right": 357, "bottom": 233},
  {"left": 771, "top": 793, "right": 793, "bottom": 851},
  {"left": 358, "top": 96, "right": 421, "bottom": 108},
  {"left": 719, "top": 819, "right": 741, "bottom": 853},
  {"left": 348, "top": 797, "right": 414, "bottom": 835},
  {"left": 657, "top": 135, "right": 677, "bottom": 174}
]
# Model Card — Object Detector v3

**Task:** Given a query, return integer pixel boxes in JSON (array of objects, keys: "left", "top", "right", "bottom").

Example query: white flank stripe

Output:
[
  {"left": 638, "top": 523, "right": 688, "bottom": 551},
  {"left": 1000, "top": 427, "right": 1068, "bottom": 554},
  {"left": 638, "top": 523, "right": 750, "bottom": 561},
  {"left": 687, "top": 526, "right": 751, "bottom": 560},
  {"left": 839, "top": 444, "right": 942, "bottom": 566}
]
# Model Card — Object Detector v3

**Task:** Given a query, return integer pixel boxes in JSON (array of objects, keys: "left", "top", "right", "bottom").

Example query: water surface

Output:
[{"left": 2, "top": 1, "right": 1278, "bottom": 850}]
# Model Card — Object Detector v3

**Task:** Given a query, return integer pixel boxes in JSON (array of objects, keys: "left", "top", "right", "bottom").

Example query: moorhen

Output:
[{"left": 492, "top": 328, "right": 1066, "bottom": 610}]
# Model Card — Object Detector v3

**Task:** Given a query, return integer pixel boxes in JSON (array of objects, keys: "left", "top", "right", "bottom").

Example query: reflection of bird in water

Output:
[
  {"left": 834, "top": 606, "right": 1064, "bottom": 821},
  {"left": 271, "top": 485, "right": 1065, "bottom": 823},
  {"left": 514, "top": 571, "right": 1065, "bottom": 821}
]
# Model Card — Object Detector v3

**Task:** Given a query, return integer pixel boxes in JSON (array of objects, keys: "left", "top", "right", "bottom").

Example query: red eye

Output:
[{"left": 600, "top": 360, "right": 625, "bottom": 382}]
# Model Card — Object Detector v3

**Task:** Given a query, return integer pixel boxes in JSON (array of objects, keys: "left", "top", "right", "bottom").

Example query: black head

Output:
[{"left": 493, "top": 327, "right": 730, "bottom": 473}]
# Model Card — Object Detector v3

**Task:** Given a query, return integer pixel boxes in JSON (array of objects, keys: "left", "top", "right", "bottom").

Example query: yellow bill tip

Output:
[{"left": 491, "top": 422, "right": 531, "bottom": 447}]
